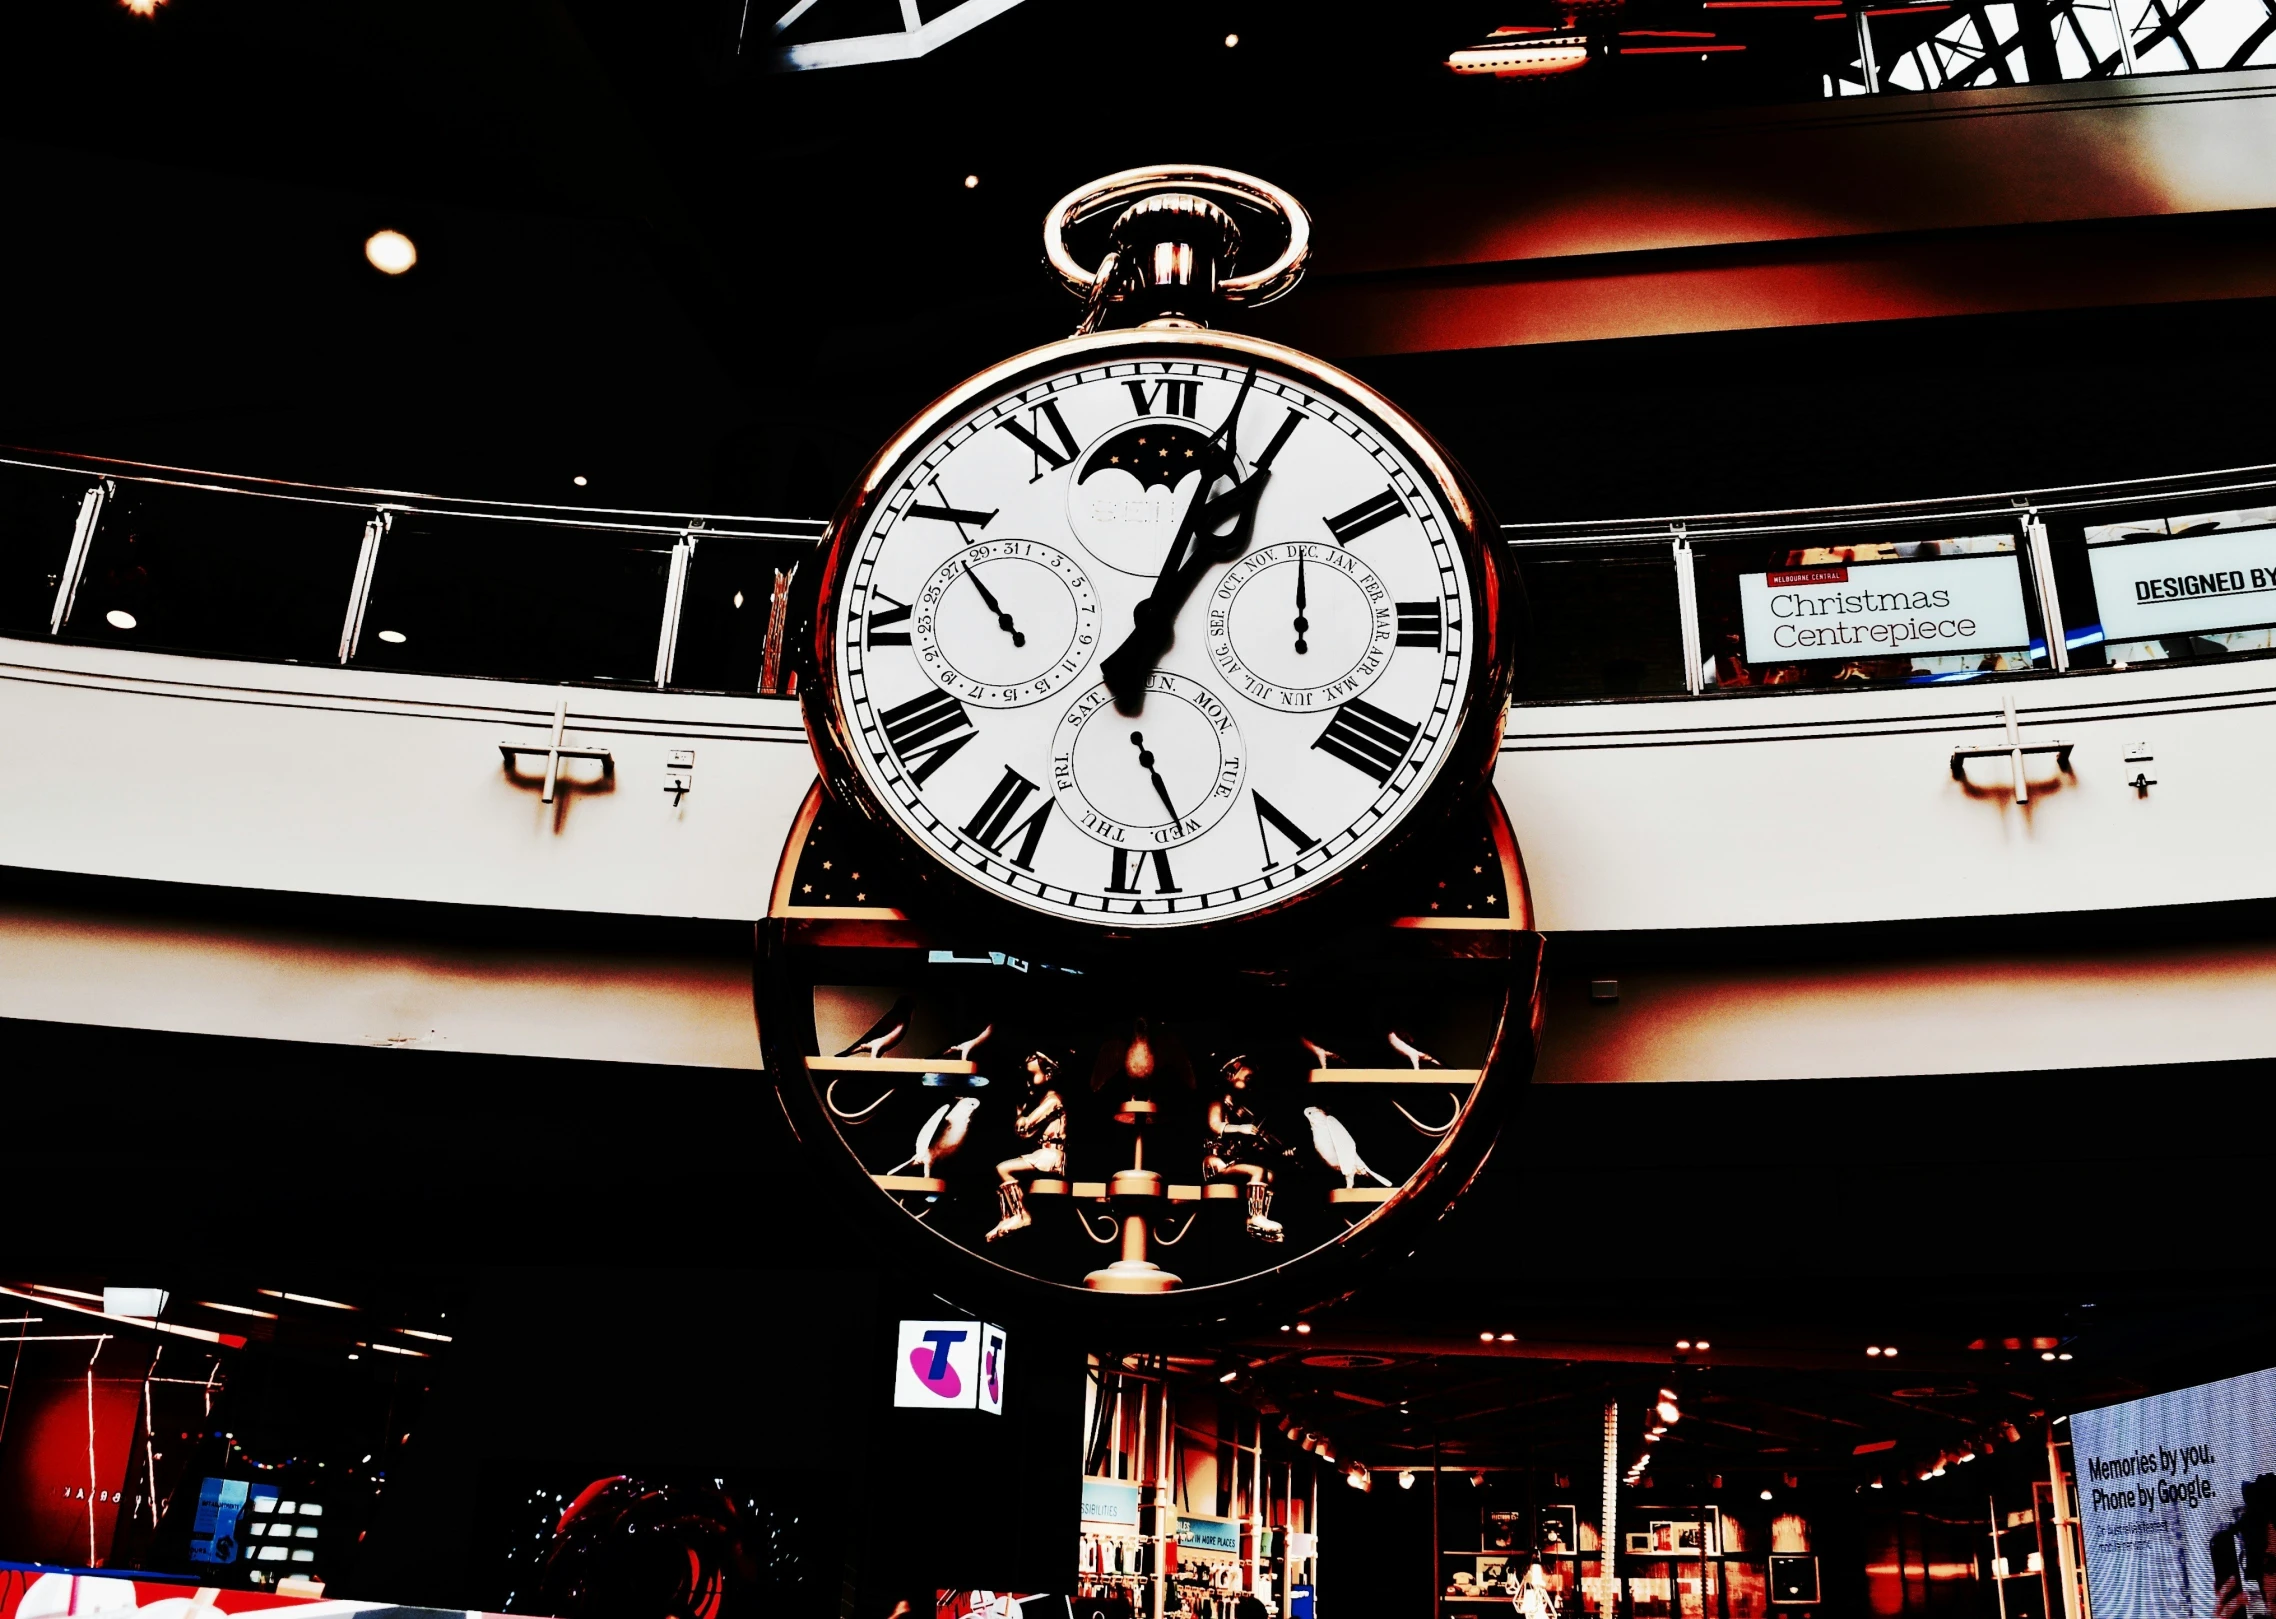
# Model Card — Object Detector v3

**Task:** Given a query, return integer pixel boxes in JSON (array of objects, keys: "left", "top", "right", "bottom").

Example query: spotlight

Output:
[
  {"left": 2058, "top": 1352, "right": 2073, "bottom": 1362},
  {"left": 1498, "top": 1332, "right": 1516, "bottom": 1342},
  {"left": 1870, "top": 1478, "right": 1884, "bottom": 1490},
  {"left": 1296, "top": 1323, "right": 1312, "bottom": 1335},
  {"left": 1224, "top": 31, "right": 1239, "bottom": 45},
  {"left": 1675, "top": 1340, "right": 1692, "bottom": 1350},
  {"left": 1760, "top": 1489, "right": 1773, "bottom": 1501},
  {"left": 2041, "top": 1351, "right": 2056, "bottom": 1362},
  {"left": 1480, "top": 1332, "right": 1495, "bottom": 1342},
  {"left": 105, "top": 609, "right": 137, "bottom": 630},
  {"left": 1344, "top": 1463, "right": 1370, "bottom": 1491},
  {"left": 963, "top": 174, "right": 980, "bottom": 189},
  {"left": 1656, "top": 1397, "right": 1681, "bottom": 1424},
  {"left": 1399, "top": 1470, "right": 1415, "bottom": 1491},
  {"left": 1696, "top": 1340, "right": 1711, "bottom": 1350},
  {"left": 1219, "top": 1370, "right": 1240, "bottom": 1384},
  {"left": 1866, "top": 1346, "right": 1881, "bottom": 1357},
  {"left": 1882, "top": 1346, "right": 1896, "bottom": 1357},
  {"left": 1470, "top": 1471, "right": 1485, "bottom": 1488},
  {"left": 572, "top": 475, "right": 589, "bottom": 488},
  {"left": 364, "top": 229, "right": 417, "bottom": 275}
]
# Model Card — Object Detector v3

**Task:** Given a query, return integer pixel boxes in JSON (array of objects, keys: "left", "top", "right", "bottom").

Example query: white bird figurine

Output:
[
  {"left": 1304, "top": 1105, "right": 1393, "bottom": 1190},
  {"left": 887, "top": 1096, "right": 981, "bottom": 1177}
]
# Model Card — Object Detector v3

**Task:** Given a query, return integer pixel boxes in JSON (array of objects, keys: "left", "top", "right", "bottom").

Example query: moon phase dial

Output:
[
  {"left": 1052, "top": 671, "right": 1245, "bottom": 850},
  {"left": 913, "top": 539, "right": 1100, "bottom": 707},
  {"left": 1207, "top": 541, "right": 1397, "bottom": 710}
]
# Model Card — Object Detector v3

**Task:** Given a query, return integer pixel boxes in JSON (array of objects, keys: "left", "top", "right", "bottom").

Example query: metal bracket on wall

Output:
[
  {"left": 1951, "top": 693, "right": 2071, "bottom": 804},
  {"left": 499, "top": 691, "right": 614, "bottom": 804}
]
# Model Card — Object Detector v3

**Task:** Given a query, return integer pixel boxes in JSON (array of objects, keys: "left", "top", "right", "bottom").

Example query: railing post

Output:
[{"left": 1672, "top": 527, "right": 1705, "bottom": 695}]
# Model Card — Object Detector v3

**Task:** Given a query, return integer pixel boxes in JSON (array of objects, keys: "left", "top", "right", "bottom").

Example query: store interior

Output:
[{"left": 11, "top": 1016, "right": 2273, "bottom": 1618}]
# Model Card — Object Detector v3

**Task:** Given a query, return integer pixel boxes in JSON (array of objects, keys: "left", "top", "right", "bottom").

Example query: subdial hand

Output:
[
  {"left": 1129, "top": 730, "right": 1181, "bottom": 824},
  {"left": 962, "top": 560, "right": 1025, "bottom": 648},
  {"left": 1293, "top": 551, "right": 1309, "bottom": 655}
]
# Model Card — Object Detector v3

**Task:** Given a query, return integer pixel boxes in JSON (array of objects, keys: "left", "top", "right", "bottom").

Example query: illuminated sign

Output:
[
  {"left": 1081, "top": 1478, "right": 1142, "bottom": 1527},
  {"left": 892, "top": 1320, "right": 1007, "bottom": 1414},
  {"left": 1738, "top": 554, "right": 2031, "bottom": 663},
  {"left": 1177, "top": 1514, "right": 1241, "bottom": 1556},
  {"left": 2088, "top": 514, "right": 2276, "bottom": 641},
  {"left": 2070, "top": 1363, "right": 2276, "bottom": 1619}
]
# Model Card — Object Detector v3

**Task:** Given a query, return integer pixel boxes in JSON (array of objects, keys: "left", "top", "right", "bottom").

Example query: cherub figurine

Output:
[
  {"left": 984, "top": 1049, "right": 1067, "bottom": 1242},
  {"left": 1202, "top": 1054, "right": 1286, "bottom": 1242}
]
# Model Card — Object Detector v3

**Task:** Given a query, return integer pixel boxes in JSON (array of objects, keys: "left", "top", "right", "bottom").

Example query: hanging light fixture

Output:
[
  {"left": 1399, "top": 1470, "right": 1416, "bottom": 1491},
  {"left": 1447, "top": 26, "right": 1592, "bottom": 77}
]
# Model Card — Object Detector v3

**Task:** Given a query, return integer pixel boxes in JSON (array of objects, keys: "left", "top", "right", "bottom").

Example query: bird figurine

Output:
[
  {"left": 1387, "top": 1030, "right": 1443, "bottom": 1070},
  {"left": 1304, "top": 1105, "right": 1394, "bottom": 1190},
  {"left": 943, "top": 1022, "right": 994, "bottom": 1061},
  {"left": 838, "top": 995, "right": 913, "bottom": 1059},
  {"left": 886, "top": 1096, "right": 981, "bottom": 1177}
]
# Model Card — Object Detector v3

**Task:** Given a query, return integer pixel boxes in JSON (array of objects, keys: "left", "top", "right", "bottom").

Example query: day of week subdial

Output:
[{"left": 1051, "top": 671, "right": 1246, "bottom": 851}]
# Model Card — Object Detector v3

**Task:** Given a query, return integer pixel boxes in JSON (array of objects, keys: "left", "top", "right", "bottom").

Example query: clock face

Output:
[{"left": 823, "top": 340, "right": 1489, "bottom": 929}]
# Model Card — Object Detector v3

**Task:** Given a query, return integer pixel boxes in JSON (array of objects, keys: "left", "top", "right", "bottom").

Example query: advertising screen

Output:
[
  {"left": 2071, "top": 1364, "right": 2276, "bottom": 1619},
  {"left": 2087, "top": 507, "right": 2276, "bottom": 642},
  {"left": 1736, "top": 553, "right": 2032, "bottom": 664}
]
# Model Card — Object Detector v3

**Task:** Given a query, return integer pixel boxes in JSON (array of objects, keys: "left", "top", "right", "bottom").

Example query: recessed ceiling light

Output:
[
  {"left": 1760, "top": 1488, "right": 1773, "bottom": 1500},
  {"left": 963, "top": 174, "right": 980, "bottom": 189},
  {"left": 376, "top": 629, "right": 407, "bottom": 644},
  {"left": 2041, "top": 1351, "right": 2056, "bottom": 1361},
  {"left": 572, "top": 475, "right": 588, "bottom": 488},
  {"left": 1295, "top": 1322, "right": 1312, "bottom": 1334},
  {"left": 365, "top": 230, "right": 417, "bottom": 275},
  {"left": 105, "top": 609, "right": 137, "bottom": 630},
  {"left": 121, "top": 0, "right": 165, "bottom": 15},
  {"left": 1224, "top": 32, "right": 1240, "bottom": 45}
]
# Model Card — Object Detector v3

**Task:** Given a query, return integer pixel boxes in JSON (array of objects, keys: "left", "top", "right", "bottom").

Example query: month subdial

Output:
[
  {"left": 911, "top": 539, "right": 1101, "bottom": 708},
  {"left": 1206, "top": 540, "right": 1400, "bottom": 710},
  {"left": 1051, "top": 671, "right": 1246, "bottom": 850}
]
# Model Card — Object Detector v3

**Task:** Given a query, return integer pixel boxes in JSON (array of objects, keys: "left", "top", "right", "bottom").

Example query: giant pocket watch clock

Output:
[{"left": 762, "top": 167, "right": 1543, "bottom": 1317}]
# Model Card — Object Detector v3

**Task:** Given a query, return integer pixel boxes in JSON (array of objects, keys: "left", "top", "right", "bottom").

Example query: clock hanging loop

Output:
[{"left": 1045, "top": 164, "right": 1312, "bottom": 332}]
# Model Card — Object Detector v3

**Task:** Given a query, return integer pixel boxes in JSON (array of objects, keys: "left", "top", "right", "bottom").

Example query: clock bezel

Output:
[{"left": 797, "top": 325, "right": 1516, "bottom": 946}]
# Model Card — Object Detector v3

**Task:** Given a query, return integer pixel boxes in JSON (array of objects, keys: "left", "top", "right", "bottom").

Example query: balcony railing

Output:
[{"left": 7, "top": 449, "right": 2276, "bottom": 706}]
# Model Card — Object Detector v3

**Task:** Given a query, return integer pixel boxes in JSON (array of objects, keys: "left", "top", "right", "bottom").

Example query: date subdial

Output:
[
  {"left": 1205, "top": 541, "right": 1398, "bottom": 710},
  {"left": 1051, "top": 672, "right": 1245, "bottom": 850},
  {"left": 913, "top": 539, "right": 1101, "bottom": 708}
]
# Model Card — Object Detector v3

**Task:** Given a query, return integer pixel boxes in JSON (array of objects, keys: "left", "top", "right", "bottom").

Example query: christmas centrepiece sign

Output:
[
  {"left": 2088, "top": 513, "right": 2276, "bottom": 642},
  {"left": 2070, "top": 1363, "right": 2276, "bottom": 1619},
  {"left": 892, "top": 1320, "right": 1007, "bottom": 1414},
  {"left": 1738, "top": 554, "right": 2031, "bottom": 663}
]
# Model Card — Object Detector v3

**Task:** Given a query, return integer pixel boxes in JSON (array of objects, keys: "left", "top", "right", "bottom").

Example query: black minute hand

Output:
[{"left": 1101, "top": 371, "right": 1265, "bottom": 710}]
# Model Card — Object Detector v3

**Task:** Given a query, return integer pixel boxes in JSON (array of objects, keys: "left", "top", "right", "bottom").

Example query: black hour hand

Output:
[{"left": 1101, "top": 467, "right": 1270, "bottom": 709}]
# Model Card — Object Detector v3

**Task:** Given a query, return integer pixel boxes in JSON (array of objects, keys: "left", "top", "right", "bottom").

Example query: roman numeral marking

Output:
[
  {"left": 866, "top": 591, "right": 913, "bottom": 647},
  {"left": 962, "top": 766, "right": 1052, "bottom": 870},
  {"left": 1323, "top": 488, "right": 1404, "bottom": 546},
  {"left": 906, "top": 500, "right": 997, "bottom": 529},
  {"left": 1108, "top": 846, "right": 1180, "bottom": 895},
  {"left": 997, "top": 399, "right": 1080, "bottom": 481},
  {"left": 1395, "top": 601, "right": 1441, "bottom": 648},
  {"left": 876, "top": 689, "right": 976, "bottom": 786},
  {"left": 1253, "top": 407, "right": 1303, "bottom": 471},
  {"left": 1125, "top": 378, "right": 1200, "bottom": 418},
  {"left": 1252, "top": 793, "right": 1318, "bottom": 870},
  {"left": 1312, "top": 699, "right": 1421, "bottom": 784}
]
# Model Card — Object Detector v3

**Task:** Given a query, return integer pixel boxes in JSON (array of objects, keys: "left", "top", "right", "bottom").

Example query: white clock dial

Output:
[
  {"left": 910, "top": 538, "right": 1100, "bottom": 708},
  {"left": 831, "top": 347, "right": 1478, "bottom": 928}
]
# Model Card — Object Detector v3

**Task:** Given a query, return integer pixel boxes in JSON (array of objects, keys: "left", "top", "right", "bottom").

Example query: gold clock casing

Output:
[{"left": 794, "top": 323, "right": 1518, "bottom": 948}]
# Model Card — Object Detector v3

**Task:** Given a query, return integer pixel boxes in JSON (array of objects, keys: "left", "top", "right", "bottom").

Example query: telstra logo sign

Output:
[{"left": 894, "top": 1319, "right": 1008, "bottom": 1414}]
